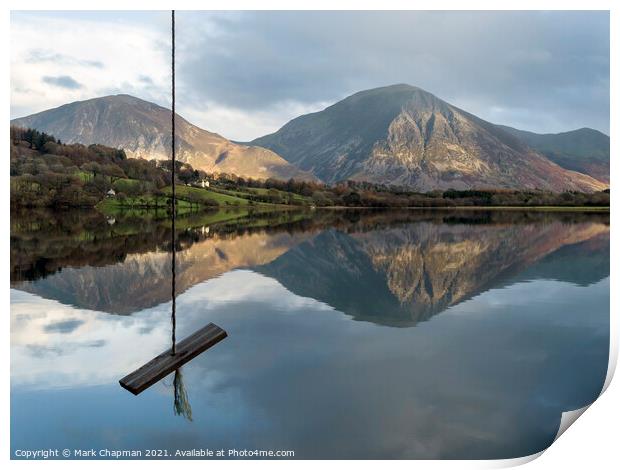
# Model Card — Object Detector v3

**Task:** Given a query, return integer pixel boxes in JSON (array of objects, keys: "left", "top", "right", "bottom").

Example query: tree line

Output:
[
  {"left": 204, "top": 172, "right": 610, "bottom": 208},
  {"left": 11, "top": 126, "right": 610, "bottom": 209},
  {"left": 10, "top": 126, "right": 209, "bottom": 208}
]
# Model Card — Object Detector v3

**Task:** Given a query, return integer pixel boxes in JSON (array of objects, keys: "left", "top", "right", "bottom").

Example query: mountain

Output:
[
  {"left": 11, "top": 94, "right": 313, "bottom": 181},
  {"left": 251, "top": 84, "right": 607, "bottom": 192},
  {"left": 497, "top": 126, "right": 610, "bottom": 183}
]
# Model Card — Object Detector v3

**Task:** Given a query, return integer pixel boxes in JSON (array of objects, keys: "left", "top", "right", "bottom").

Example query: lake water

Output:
[{"left": 10, "top": 208, "right": 609, "bottom": 459}]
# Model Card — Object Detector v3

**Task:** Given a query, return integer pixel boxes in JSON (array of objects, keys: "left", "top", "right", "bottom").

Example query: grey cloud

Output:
[
  {"left": 26, "top": 339, "right": 107, "bottom": 358},
  {"left": 42, "top": 75, "right": 83, "bottom": 90},
  {"left": 44, "top": 319, "right": 84, "bottom": 334},
  {"left": 176, "top": 11, "right": 609, "bottom": 135},
  {"left": 27, "top": 49, "right": 104, "bottom": 68}
]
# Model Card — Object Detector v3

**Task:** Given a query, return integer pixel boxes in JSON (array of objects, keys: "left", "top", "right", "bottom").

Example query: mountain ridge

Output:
[
  {"left": 12, "top": 87, "right": 609, "bottom": 192},
  {"left": 496, "top": 125, "right": 609, "bottom": 183},
  {"left": 11, "top": 94, "right": 315, "bottom": 182},
  {"left": 251, "top": 84, "right": 607, "bottom": 192}
]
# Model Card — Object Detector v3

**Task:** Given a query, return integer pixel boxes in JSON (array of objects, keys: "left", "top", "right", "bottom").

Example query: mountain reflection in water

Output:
[
  {"left": 10, "top": 208, "right": 609, "bottom": 459},
  {"left": 11, "top": 209, "right": 609, "bottom": 325}
]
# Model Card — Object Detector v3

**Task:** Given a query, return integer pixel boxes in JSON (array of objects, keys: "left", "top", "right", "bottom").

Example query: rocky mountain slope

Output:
[
  {"left": 497, "top": 126, "right": 610, "bottom": 183},
  {"left": 11, "top": 94, "right": 313, "bottom": 181},
  {"left": 251, "top": 84, "right": 607, "bottom": 192}
]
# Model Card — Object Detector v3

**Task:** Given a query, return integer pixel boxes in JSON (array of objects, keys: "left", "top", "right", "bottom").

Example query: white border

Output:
[{"left": 2, "top": 1, "right": 617, "bottom": 469}]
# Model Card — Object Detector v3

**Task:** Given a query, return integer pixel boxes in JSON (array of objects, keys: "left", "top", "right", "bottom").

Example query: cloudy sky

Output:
[{"left": 11, "top": 10, "right": 609, "bottom": 141}]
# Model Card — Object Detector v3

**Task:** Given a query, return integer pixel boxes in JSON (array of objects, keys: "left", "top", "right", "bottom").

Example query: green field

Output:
[
  {"left": 73, "top": 173, "right": 149, "bottom": 193},
  {"left": 95, "top": 183, "right": 292, "bottom": 217},
  {"left": 211, "top": 186, "right": 313, "bottom": 205},
  {"left": 113, "top": 178, "right": 155, "bottom": 193},
  {"left": 163, "top": 185, "right": 255, "bottom": 206},
  {"left": 97, "top": 194, "right": 196, "bottom": 215}
]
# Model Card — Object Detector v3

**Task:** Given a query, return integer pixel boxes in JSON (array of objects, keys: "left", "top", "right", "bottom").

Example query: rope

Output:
[{"left": 171, "top": 9, "right": 176, "bottom": 355}]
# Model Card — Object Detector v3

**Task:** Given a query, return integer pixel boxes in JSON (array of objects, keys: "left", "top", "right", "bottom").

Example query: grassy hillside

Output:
[
  {"left": 95, "top": 184, "right": 314, "bottom": 216},
  {"left": 10, "top": 125, "right": 314, "bottom": 212},
  {"left": 11, "top": 126, "right": 610, "bottom": 214}
]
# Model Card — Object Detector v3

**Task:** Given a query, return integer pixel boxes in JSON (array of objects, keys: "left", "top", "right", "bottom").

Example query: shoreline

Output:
[
  {"left": 314, "top": 205, "right": 610, "bottom": 212},
  {"left": 11, "top": 204, "right": 610, "bottom": 214}
]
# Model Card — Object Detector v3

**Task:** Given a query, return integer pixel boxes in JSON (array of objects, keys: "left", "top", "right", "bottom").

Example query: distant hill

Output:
[
  {"left": 251, "top": 84, "right": 607, "bottom": 192},
  {"left": 11, "top": 95, "right": 314, "bottom": 182},
  {"left": 497, "top": 126, "right": 610, "bottom": 183}
]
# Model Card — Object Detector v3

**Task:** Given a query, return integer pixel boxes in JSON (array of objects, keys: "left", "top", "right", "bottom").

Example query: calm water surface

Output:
[{"left": 10, "top": 209, "right": 609, "bottom": 459}]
